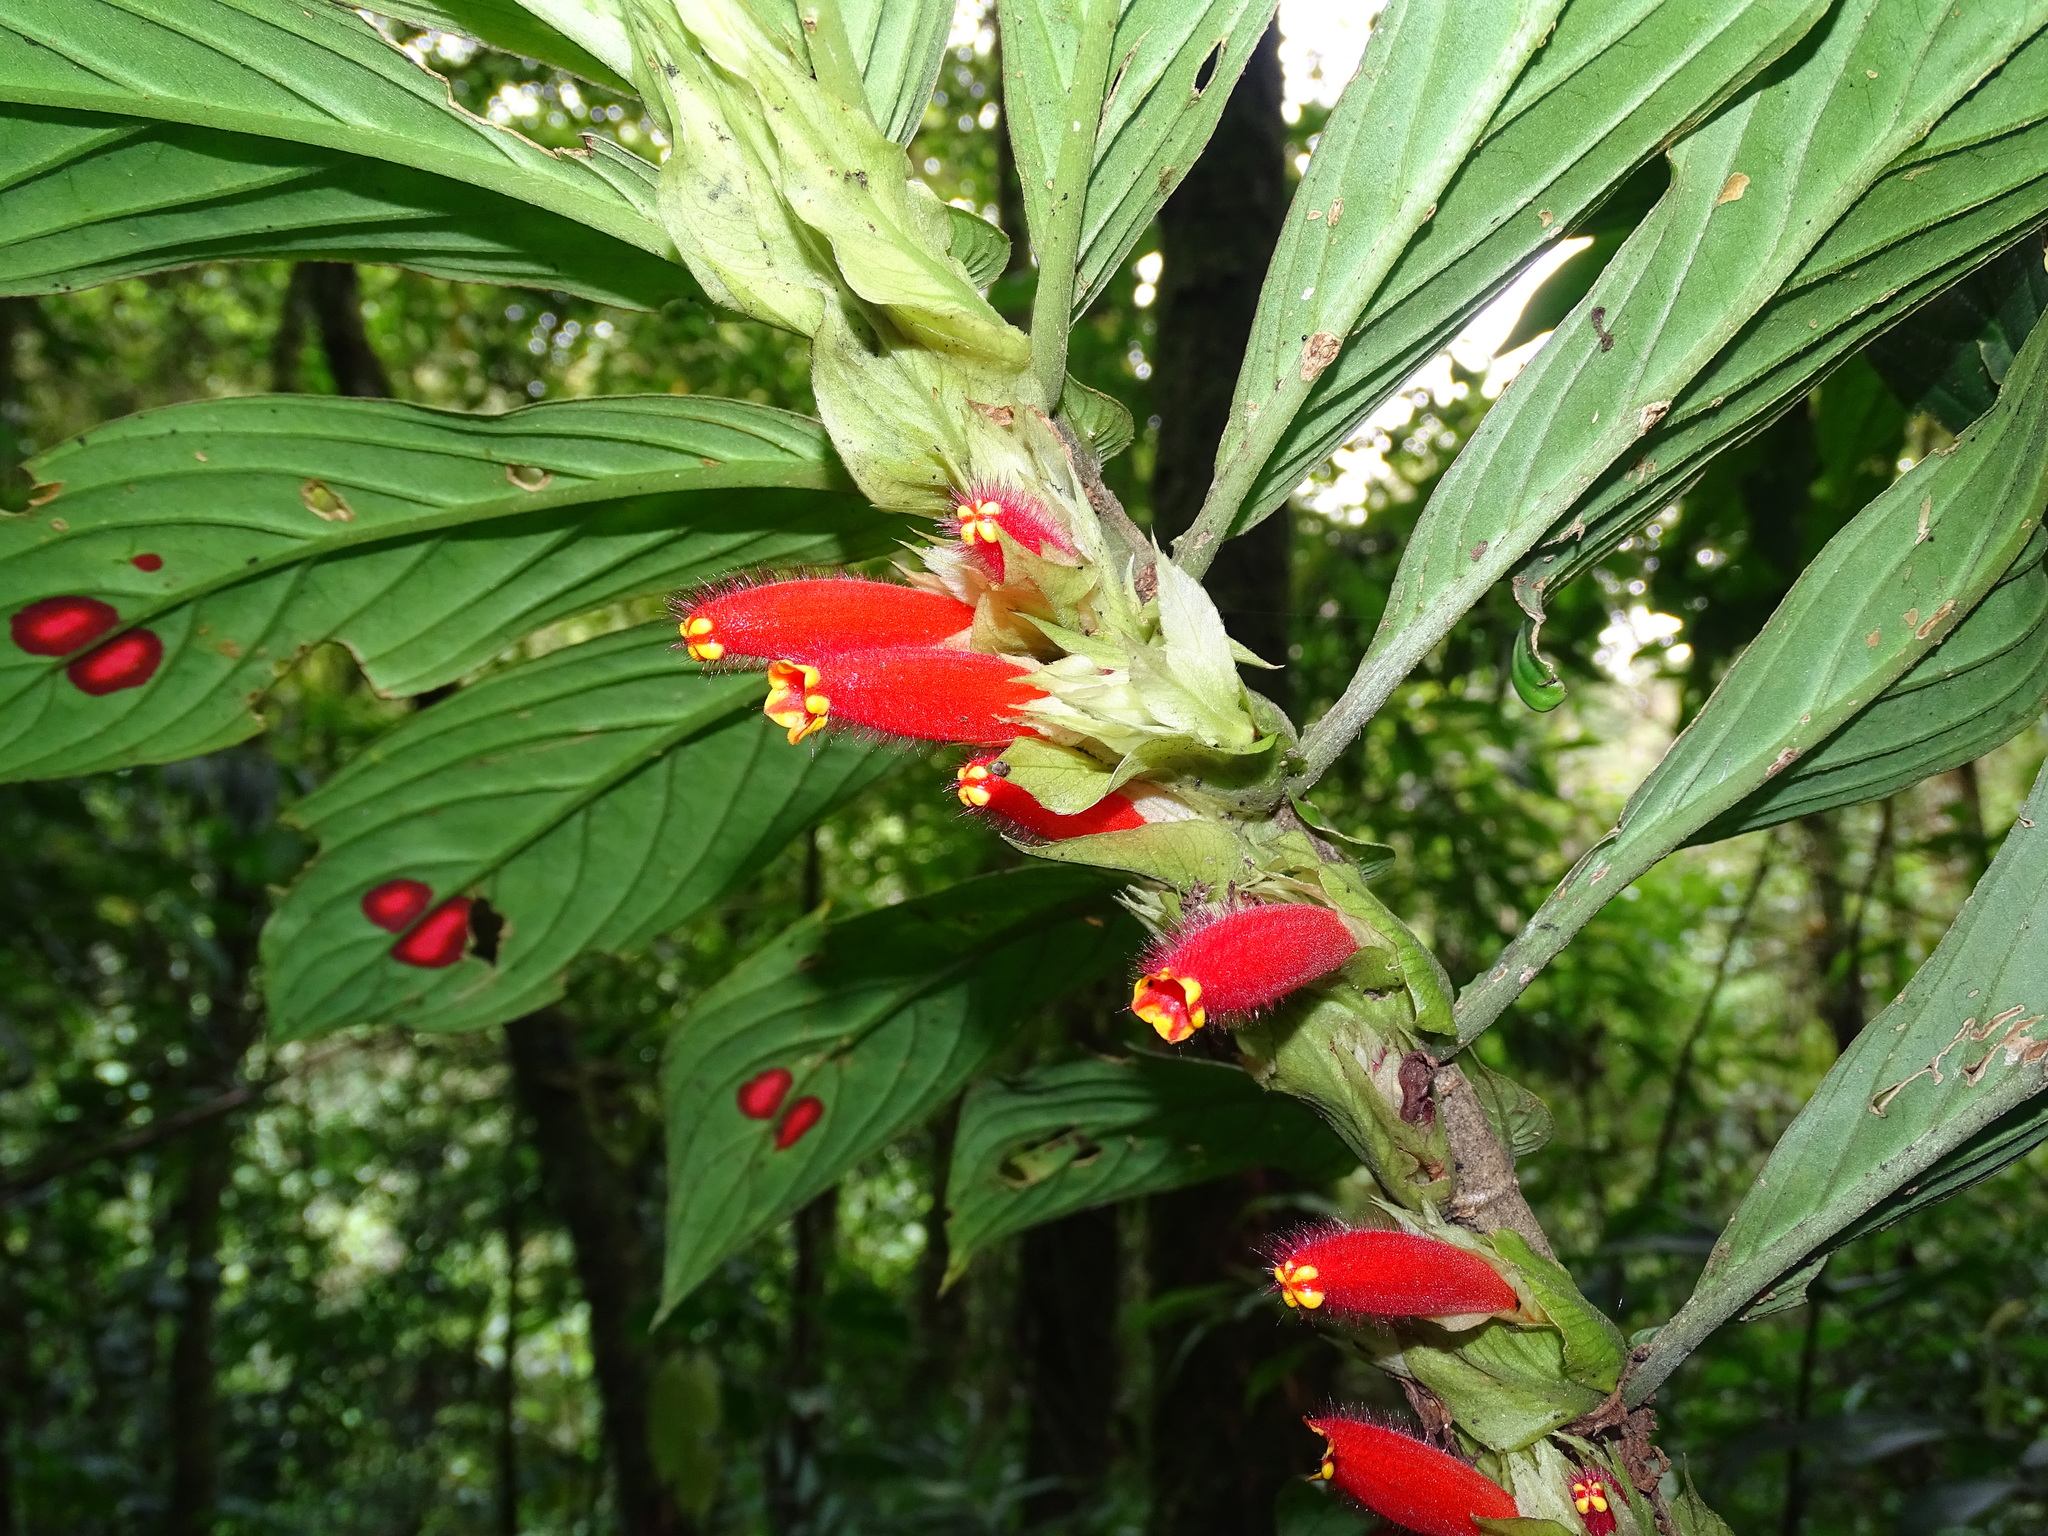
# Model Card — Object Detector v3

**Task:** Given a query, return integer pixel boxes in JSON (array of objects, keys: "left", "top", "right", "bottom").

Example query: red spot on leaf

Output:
[
  {"left": 362, "top": 879, "right": 433, "bottom": 933},
  {"left": 391, "top": 897, "right": 473, "bottom": 968},
  {"left": 774, "top": 1096, "right": 824, "bottom": 1149},
  {"left": 738, "top": 1067, "right": 794, "bottom": 1120},
  {"left": 67, "top": 630, "right": 164, "bottom": 695},
  {"left": 11, "top": 595, "right": 119, "bottom": 656},
  {"left": 131, "top": 553, "right": 164, "bottom": 572}
]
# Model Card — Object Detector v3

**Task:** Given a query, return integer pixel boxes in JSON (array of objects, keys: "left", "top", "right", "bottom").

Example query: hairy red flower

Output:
[
  {"left": 949, "top": 484, "right": 1074, "bottom": 579},
  {"left": 1306, "top": 1415, "right": 1519, "bottom": 1536},
  {"left": 764, "top": 648, "right": 1043, "bottom": 745},
  {"left": 361, "top": 878, "right": 433, "bottom": 933},
  {"left": 391, "top": 897, "right": 473, "bottom": 968},
  {"left": 1130, "top": 902, "right": 1358, "bottom": 1043},
  {"left": 1571, "top": 1469, "right": 1618, "bottom": 1535},
  {"left": 675, "top": 576, "right": 973, "bottom": 665},
  {"left": 10, "top": 595, "right": 119, "bottom": 656},
  {"left": 1270, "top": 1226, "right": 1519, "bottom": 1320},
  {"left": 955, "top": 754, "right": 1146, "bottom": 839},
  {"left": 737, "top": 1068, "right": 794, "bottom": 1120}
]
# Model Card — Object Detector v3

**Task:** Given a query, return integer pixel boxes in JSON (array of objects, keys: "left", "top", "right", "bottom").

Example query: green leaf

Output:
[
  {"left": 646, "top": 1351, "right": 722, "bottom": 1520},
  {"left": 0, "top": 106, "right": 695, "bottom": 307},
  {"left": 1457, "top": 312, "right": 2048, "bottom": 1041},
  {"left": 658, "top": 866, "right": 1126, "bottom": 1312},
  {"left": 995, "top": 736, "right": 1117, "bottom": 814},
  {"left": 1869, "top": 230, "right": 2048, "bottom": 432},
  {"left": 0, "top": 394, "right": 889, "bottom": 781},
  {"left": 1200, "top": 0, "right": 1829, "bottom": 538},
  {"left": 1513, "top": 35, "right": 2048, "bottom": 625},
  {"left": 946, "top": 203, "right": 1012, "bottom": 288},
  {"left": 371, "top": 0, "right": 635, "bottom": 91},
  {"left": 1325, "top": 0, "right": 2048, "bottom": 737},
  {"left": 1058, "top": 374, "right": 1134, "bottom": 461},
  {"left": 0, "top": 0, "right": 686, "bottom": 280},
  {"left": 1630, "top": 750, "right": 2048, "bottom": 1405},
  {"left": 1274, "top": 1481, "right": 1372, "bottom": 1536},
  {"left": 1401, "top": 1321, "right": 1606, "bottom": 1452},
  {"left": 1474, "top": 1521, "right": 1577, "bottom": 1536},
  {"left": 1489, "top": 1228, "right": 1624, "bottom": 1393},
  {"left": 1022, "top": 818, "right": 1253, "bottom": 887},
  {"left": 261, "top": 628, "right": 896, "bottom": 1039},
  {"left": 944, "top": 1054, "right": 1353, "bottom": 1280},
  {"left": 834, "top": 0, "right": 955, "bottom": 147},
  {"left": 1179, "top": 0, "right": 1568, "bottom": 572}
]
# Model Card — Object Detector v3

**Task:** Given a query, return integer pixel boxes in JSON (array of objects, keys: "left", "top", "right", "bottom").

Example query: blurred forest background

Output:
[{"left": 3, "top": 6, "right": 2046, "bottom": 1536}]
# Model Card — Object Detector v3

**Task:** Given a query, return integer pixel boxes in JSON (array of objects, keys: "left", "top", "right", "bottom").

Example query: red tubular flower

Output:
[
  {"left": 1306, "top": 1415, "right": 1519, "bottom": 1536},
  {"left": 1270, "top": 1226, "right": 1519, "bottom": 1320},
  {"left": 1130, "top": 902, "right": 1358, "bottom": 1043},
  {"left": 763, "top": 648, "right": 1043, "bottom": 745},
  {"left": 955, "top": 754, "right": 1146, "bottom": 839},
  {"left": 950, "top": 485, "right": 1074, "bottom": 579},
  {"left": 1571, "top": 1469, "right": 1618, "bottom": 1535},
  {"left": 675, "top": 576, "right": 973, "bottom": 665}
]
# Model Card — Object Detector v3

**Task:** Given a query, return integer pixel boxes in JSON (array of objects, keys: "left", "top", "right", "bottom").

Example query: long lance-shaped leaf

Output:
[
  {"left": 836, "top": 0, "right": 955, "bottom": 147},
  {"left": 1297, "top": 1, "right": 2048, "bottom": 783},
  {"left": 1192, "top": 0, "right": 1829, "bottom": 549},
  {"left": 0, "top": 107, "right": 695, "bottom": 306},
  {"left": 0, "top": 395, "right": 891, "bottom": 782},
  {"left": 1870, "top": 229, "right": 2048, "bottom": 434},
  {"left": 999, "top": 0, "right": 1276, "bottom": 348},
  {"left": 1175, "top": 0, "right": 1567, "bottom": 575},
  {"left": 1454, "top": 313, "right": 2048, "bottom": 1042},
  {"left": 372, "top": 0, "right": 635, "bottom": 91},
  {"left": 658, "top": 866, "right": 1128, "bottom": 1313},
  {"left": 1627, "top": 752, "right": 2048, "bottom": 1406},
  {"left": 944, "top": 1054, "right": 1352, "bottom": 1282},
  {"left": 262, "top": 626, "right": 893, "bottom": 1039},
  {"left": 0, "top": 0, "right": 683, "bottom": 277},
  {"left": 1513, "top": 37, "right": 2048, "bottom": 626}
]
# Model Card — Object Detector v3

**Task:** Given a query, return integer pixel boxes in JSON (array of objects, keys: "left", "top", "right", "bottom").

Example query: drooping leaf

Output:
[
  {"left": 1868, "top": 230, "right": 2048, "bottom": 432},
  {"left": 1513, "top": 37, "right": 2048, "bottom": 628},
  {"left": 1456, "top": 308, "right": 2048, "bottom": 1042},
  {"left": 371, "top": 0, "right": 635, "bottom": 91},
  {"left": 0, "top": 107, "right": 695, "bottom": 307},
  {"left": 1305, "top": 0, "right": 2047, "bottom": 739},
  {"left": 0, "top": 395, "right": 890, "bottom": 781},
  {"left": 999, "top": 0, "right": 1278, "bottom": 316},
  {"left": 658, "top": 866, "right": 1128, "bottom": 1312},
  {"left": 1200, "top": 0, "right": 1830, "bottom": 538},
  {"left": 1180, "top": 0, "right": 1568, "bottom": 570},
  {"left": 946, "top": 204, "right": 1013, "bottom": 288},
  {"left": 1630, "top": 751, "right": 2048, "bottom": 1404},
  {"left": 943, "top": 1054, "right": 1353, "bottom": 1280},
  {"left": 0, "top": 0, "right": 690, "bottom": 300},
  {"left": 262, "top": 627, "right": 895, "bottom": 1039}
]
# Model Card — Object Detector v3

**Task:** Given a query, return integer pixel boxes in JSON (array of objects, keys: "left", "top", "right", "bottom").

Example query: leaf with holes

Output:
[
  {"left": 944, "top": 1054, "right": 1352, "bottom": 1282},
  {"left": 658, "top": 866, "right": 1127, "bottom": 1312},
  {"left": 0, "top": 0, "right": 692, "bottom": 301},
  {"left": 262, "top": 625, "right": 895, "bottom": 1039},
  {"left": 1303, "top": 0, "right": 2047, "bottom": 741},
  {"left": 1200, "top": 0, "right": 1829, "bottom": 539},
  {"left": 1455, "top": 312, "right": 2048, "bottom": 1042},
  {"left": 1633, "top": 753, "right": 2048, "bottom": 1403},
  {"left": 0, "top": 394, "right": 891, "bottom": 781}
]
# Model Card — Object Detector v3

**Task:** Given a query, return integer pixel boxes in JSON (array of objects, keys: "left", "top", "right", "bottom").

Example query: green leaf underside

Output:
[
  {"left": 0, "top": 0, "right": 682, "bottom": 268},
  {"left": 1868, "top": 230, "right": 2048, "bottom": 434},
  {"left": 1638, "top": 752, "right": 2048, "bottom": 1399},
  {"left": 368, "top": 0, "right": 636, "bottom": 92},
  {"left": 944, "top": 1055, "right": 1352, "bottom": 1280},
  {"left": 1324, "top": 0, "right": 2048, "bottom": 729},
  {"left": 1198, "top": 0, "right": 1568, "bottom": 551},
  {"left": 0, "top": 105, "right": 695, "bottom": 307},
  {"left": 658, "top": 866, "right": 1129, "bottom": 1313},
  {"left": 0, "top": 394, "right": 889, "bottom": 781},
  {"left": 1213, "top": 0, "right": 1830, "bottom": 533},
  {"left": 1515, "top": 30, "right": 2048, "bottom": 620},
  {"left": 1001, "top": 0, "right": 1278, "bottom": 317},
  {"left": 1456, "top": 311, "right": 2048, "bottom": 1043},
  {"left": 834, "top": 0, "right": 955, "bottom": 147},
  {"left": 262, "top": 626, "right": 896, "bottom": 1039}
]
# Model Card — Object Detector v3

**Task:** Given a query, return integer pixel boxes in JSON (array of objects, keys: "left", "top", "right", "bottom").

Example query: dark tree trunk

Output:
[
  {"left": 272, "top": 263, "right": 393, "bottom": 398},
  {"left": 766, "top": 1189, "right": 837, "bottom": 1536},
  {"left": 1018, "top": 1206, "right": 1120, "bottom": 1530},
  {"left": 0, "top": 1217, "right": 21, "bottom": 1536},
  {"left": 911, "top": 1100, "right": 965, "bottom": 1394},
  {"left": 504, "top": 1009, "right": 683, "bottom": 1536},
  {"left": 0, "top": 296, "right": 31, "bottom": 512},
  {"left": 163, "top": 1116, "right": 236, "bottom": 1536},
  {"left": 1149, "top": 24, "right": 1293, "bottom": 710},
  {"left": 497, "top": 1145, "right": 523, "bottom": 1536}
]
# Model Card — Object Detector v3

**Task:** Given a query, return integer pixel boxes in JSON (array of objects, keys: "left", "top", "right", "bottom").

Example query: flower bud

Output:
[
  {"left": 949, "top": 485, "right": 1074, "bottom": 580},
  {"left": 1131, "top": 902, "right": 1358, "bottom": 1043},
  {"left": 764, "top": 648, "right": 1044, "bottom": 745},
  {"left": 1270, "top": 1225, "right": 1519, "bottom": 1321},
  {"left": 1571, "top": 1469, "right": 1618, "bottom": 1535},
  {"left": 675, "top": 576, "right": 973, "bottom": 665},
  {"left": 1306, "top": 1415, "right": 1519, "bottom": 1536},
  {"left": 955, "top": 754, "right": 1146, "bottom": 839}
]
